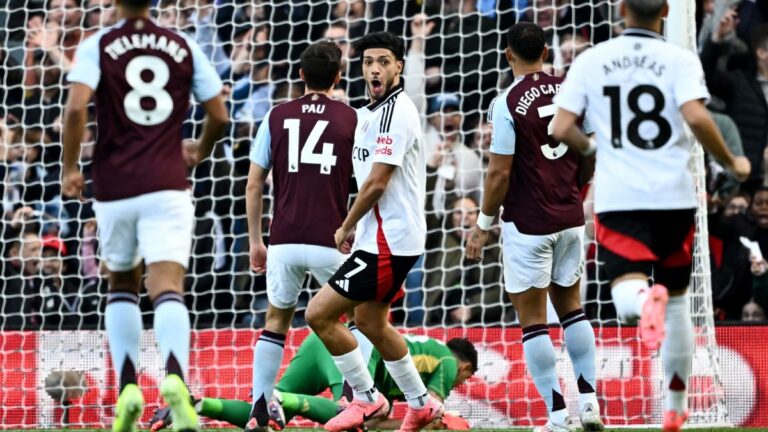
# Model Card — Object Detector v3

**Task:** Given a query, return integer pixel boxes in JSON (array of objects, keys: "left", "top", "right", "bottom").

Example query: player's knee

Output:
[
  {"left": 304, "top": 304, "right": 328, "bottom": 333},
  {"left": 611, "top": 278, "right": 648, "bottom": 322}
]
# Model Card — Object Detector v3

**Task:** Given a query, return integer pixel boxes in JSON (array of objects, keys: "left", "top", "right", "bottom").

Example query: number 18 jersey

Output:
[
  {"left": 554, "top": 28, "right": 710, "bottom": 213},
  {"left": 67, "top": 17, "right": 223, "bottom": 202}
]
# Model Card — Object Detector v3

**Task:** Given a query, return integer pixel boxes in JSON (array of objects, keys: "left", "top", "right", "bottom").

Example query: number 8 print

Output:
[{"left": 124, "top": 55, "right": 174, "bottom": 126}]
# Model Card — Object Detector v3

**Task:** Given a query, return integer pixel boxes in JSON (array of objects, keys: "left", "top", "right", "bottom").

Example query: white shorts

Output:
[
  {"left": 93, "top": 190, "right": 194, "bottom": 272},
  {"left": 266, "top": 244, "right": 347, "bottom": 309},
  {"left": 502, "top": 221, "right": 585, "bottom": 294}
]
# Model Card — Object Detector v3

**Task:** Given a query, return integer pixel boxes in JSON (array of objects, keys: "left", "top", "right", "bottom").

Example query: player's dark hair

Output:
[
  {"left": 751, "top": 24, "right": 768, "bottom": 51},
  {"left": 353, "top": 31, "right": 405, "bottom": 62},
  {"left": 121, "top": 0, "right": 152, "bottom": 11},
  {"left": 447, "top": 338, "right": 478, "bottom": 373},
  {"left": 300, "top": 41, "right": 342, "bottom": 91},
  {"left": 506, "top": 22, "right": 546, "bottom": 62},
  {"left": 625, "top": 0, "right": 667, "bottom": 23}
]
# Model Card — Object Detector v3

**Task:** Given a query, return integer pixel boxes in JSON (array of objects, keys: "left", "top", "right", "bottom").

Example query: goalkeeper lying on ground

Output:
[{"left": 150, "top": 331, "right": 477, "bottom": 430}]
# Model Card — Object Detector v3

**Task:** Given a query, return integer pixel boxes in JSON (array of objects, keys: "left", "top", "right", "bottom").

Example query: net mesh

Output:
[{"left": 0, "top": 0, "right": 732, "bottom": 428}]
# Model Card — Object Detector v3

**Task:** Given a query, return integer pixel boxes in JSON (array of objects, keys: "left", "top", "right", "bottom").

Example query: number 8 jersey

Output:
[
  {"left": 67, "top": 17, "right": 222, "bottom": 201},
  {"left": 554, "top": 28, "right": 710, "bottom": 213}
]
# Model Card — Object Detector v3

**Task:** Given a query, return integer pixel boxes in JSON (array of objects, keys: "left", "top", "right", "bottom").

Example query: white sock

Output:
[
  {"left": 523, "top": 325, "right": 568, "bottom": 425},
  {"left": 383, "top": 353, "right": 430, "bottom": 409},
  {"left": 105, "top": 292, "right": 142, "bottom": 392},
  {"left": 561, "top": 309, "right": 599, "bottom": 413},
  {"left": 349, "top": 322, "right": 374, "bottom": 363},
  {"left": 333, "top": 348, "right": 379, "bottom": 403},
  {"left": 250, "top": 330, "right": 286, "bottom": 425},
  {"left": 153, "top": 292, "right": 190, "bottom": 379},
  {"left": 611, "top": 279, "right": 649, "bottom": 322},
  {"left": 663, "top": 295, "right": 694, "bottom": 415}
]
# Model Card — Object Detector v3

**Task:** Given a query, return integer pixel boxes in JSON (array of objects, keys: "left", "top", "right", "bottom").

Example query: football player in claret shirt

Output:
[
  {"left": 551, "top": 1, "right": 750, "bottom": 431},
  {"left": 244, "top": 41, "right": 360, "bottom": 432},
  {"left": 62, "top": 0, "right": 228, "bottom": 429},
  {"left": 466, "top": 22, "right": 602, "bottom": 432}
]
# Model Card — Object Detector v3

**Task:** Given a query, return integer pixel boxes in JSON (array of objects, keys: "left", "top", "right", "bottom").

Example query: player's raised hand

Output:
[
  {"left": 411, "top": 13, "right": 435, "bottom": 40},
  {"left": 250, "top": 240, "right": 268, "bottom": 273},
  {"left": 713, "top": 8, "right": 738, "bottom": 42},
  {"left": 729, "top": 156, "right": 751, "bottom": 183},
  {"left": 465, "top": 226, "right": 489, "bottom": 262},
  {"left": 61, "top": 170, "right": 85, "bottom": 199}
]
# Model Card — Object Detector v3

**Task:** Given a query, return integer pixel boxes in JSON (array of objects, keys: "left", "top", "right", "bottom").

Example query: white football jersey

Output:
[
  {"left": 554, "top": 28, "right": 710, "bottom": 213},
  {"left": 352, "top": 84, "right": 427, "bottom": 256}
]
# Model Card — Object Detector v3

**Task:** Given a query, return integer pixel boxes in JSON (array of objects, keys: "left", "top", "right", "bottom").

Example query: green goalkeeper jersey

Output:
[
  {"left": 277, "top": 332, "right": 458, "bottom": 402},
  {"left": 369, "top": 335, "right": 458, "bottom": 401}
]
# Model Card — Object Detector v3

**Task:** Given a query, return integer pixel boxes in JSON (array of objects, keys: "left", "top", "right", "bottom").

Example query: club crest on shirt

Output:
[
  {"left": 311, "top": 94, "right": 319, "bottom": 101},
  {"left": 533, "top": 73, "right": 539, "bottom": 81}
]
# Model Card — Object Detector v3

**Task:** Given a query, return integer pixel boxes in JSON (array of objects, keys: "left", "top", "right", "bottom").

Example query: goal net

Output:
[{"left": 0, "top": 0, "right": 735, "bottom": 429}]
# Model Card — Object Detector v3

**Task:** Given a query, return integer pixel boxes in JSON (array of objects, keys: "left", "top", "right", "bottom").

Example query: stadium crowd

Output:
[{"left": 1, "top": 0, "right": 767, "bottom": 330}]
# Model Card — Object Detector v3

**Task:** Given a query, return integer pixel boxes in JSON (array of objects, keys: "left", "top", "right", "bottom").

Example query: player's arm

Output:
[
  {"left": 196, "top": 95, "right": 229, "bottom": 162},
  {"left": 61, "top": 32, "right": 101, "bottom": 197},
  {"left": 336, "top": 162, "right": 396, "bottom": 249},
  {"left": 187, "top": 33, "right": 228, "bottom": 163},
  {"left": 61, "top": 82, "right": 93, "bottom": 197},
  {"left": 466, "top": 97, "right": 514, "bottom": 262},
  {"left": 246, "top": 114, "right": 273, "bottom": 272},
  {"left": 680, "top": 99, "right": 750, "bottom": 182},
  {"left": 674, "top": 49, "right": 750, "bottom": 182},
  {"left": 551, "top": 109, "right": 592, "bottom": 154}
]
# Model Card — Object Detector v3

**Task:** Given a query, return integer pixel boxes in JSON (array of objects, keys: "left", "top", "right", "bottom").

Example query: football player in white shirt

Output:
[
  {"left": 551, "top": 1, "right": 750, "bottom": 431},
  {"left": 304, "top": 32, "right": 442, "bottom": 432}
]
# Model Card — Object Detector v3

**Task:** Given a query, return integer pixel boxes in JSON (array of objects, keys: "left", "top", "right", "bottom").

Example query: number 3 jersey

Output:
[
  {"left": 489, "top": 72, "right": 586, "bottom": 235},
  {"left": 250, "top": 93, "right": 357, "bottom": 248},
  {"left": 353, "top": 84, "right": 427, "bottom": 256},
  {"left": 67, "top": 18, "right": 222, "bottom": 201},
  {"left": 554, "top": 28, "right": 710, "bottom": 214}
]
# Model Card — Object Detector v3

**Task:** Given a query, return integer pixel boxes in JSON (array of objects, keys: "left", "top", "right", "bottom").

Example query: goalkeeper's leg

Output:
[{"left": 192, "top": 394, "right": 340, "bottom": 427}]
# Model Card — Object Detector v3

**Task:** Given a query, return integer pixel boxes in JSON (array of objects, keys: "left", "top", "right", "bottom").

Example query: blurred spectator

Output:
[
  {"left": 25, "top": 0, "right": 90, "bottom": 74},
  {"left": 520, "top": 0, "right": 610, "bottom": 48},
  {"left": 557, "top": 32, "right": 588, "bottom": 76},
  {"left": 708, "top": 111, "right": 745, "bottom": 200},
  {"left": 324, "top": 22, "right": 366, "bottom": 105},
  {"left": 725, "top": 193, "right": 750, "bottom": 217},
  {"left": 470, "top": 120, "right": 493, "bottom": 166},
  {"left": 424, "top": 1, "right": 502, "bottom": 116},
  {"left": 156, "top": 0, "right": 192, "bottom": 30},
  {"left": 425, "top": 94, "right": 484, "bottom": 212},
  {"left": 424, "top": 196, "right": 508, "bottom": 325},
  {"left": 84, "top": 0, "right": 116, "bottom": 30},
  {"left": 742, "top": 299, "right": 766, "bottom": 321},
  {"left": 189, "top": 0, "right": 231, "bottom": 75},
  {"left": 1, "top": 230, "right": 42, "bottom": 328},
  {"left": 37, "top": 235, "right": 101, "bottom": 328},
  {"left": 701, "top": 18, "right": 768, "bottom": 191}
]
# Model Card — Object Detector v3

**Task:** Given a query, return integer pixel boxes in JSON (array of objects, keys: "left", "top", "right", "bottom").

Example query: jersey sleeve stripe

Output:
[
  {"left": 379, "top": 104, "right": 390, "bottom": 133},
  {"left": 379, "top": 98, "right": 397, "bottom": 133}
]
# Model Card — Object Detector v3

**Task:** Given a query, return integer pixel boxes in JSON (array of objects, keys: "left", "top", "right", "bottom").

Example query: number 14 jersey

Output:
[
  {"left": 250, "top": 93, "right": 357, "bottom": 248},
  {"left": 554, "top": 28, "right": 710, "bottom": 213}
]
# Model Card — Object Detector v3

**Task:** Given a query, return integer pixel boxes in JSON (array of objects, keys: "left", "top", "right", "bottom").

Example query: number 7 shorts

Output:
[{"left": 328, "top": 250, "right": 419, "bottom": 303}]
